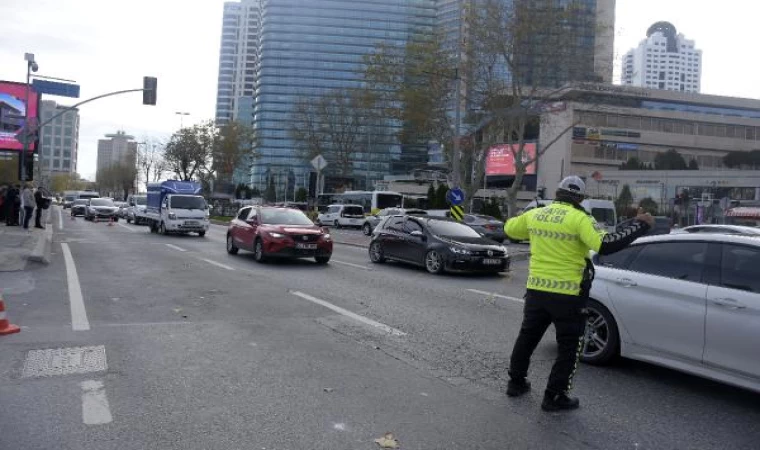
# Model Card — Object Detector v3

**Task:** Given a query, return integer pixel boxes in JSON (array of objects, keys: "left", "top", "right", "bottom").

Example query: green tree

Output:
[
  {"left": 615, "top": 184, "right": 634, "bottom": 217},
  {"left": 654, "top": 149, "right": 688, "bottom": 170},
  {"left": 426, "top": 184, "right": 436, "bottom": 209},
  {"left": 295, "top": 187, "right": 308, "bottom": 203},
  {"left": 251, "top": 187, "right": 261, "bottom": 197},
  {"left": 435, "top": 183, "right": 449, "bottom": 209},
  {"left": 688, "top": 159, "right": 699, "bottom": 170},
  {"left": 722, "top": 150, "right": 760, "bottom": 169},
  {"left": 164, "top": 121, "right": 215, "bottom": 181},
  {"left": 212, "top": 121, "right": 258, "bottom": 184},
  {"left": 639, "top": 197, "right": 659, "bottom": 215},
  {"left": 620, "top": 157, "right": 648, "bottom": 170}
]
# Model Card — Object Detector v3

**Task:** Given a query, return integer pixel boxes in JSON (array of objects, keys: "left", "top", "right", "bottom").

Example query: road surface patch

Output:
[
  {"left": 291, "top": 291, "right": 406, "bottom": 336},
  {"left": 466, "top": 289, "right": 524, "bottom": 304},
  {"left": 165, "top": 243, "right": 188, "bottom": 252}
]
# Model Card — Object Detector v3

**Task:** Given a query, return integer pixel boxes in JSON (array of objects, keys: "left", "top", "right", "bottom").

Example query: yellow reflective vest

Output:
[{"left": 505, "top": 202, "right": 606, "bottom": 296}]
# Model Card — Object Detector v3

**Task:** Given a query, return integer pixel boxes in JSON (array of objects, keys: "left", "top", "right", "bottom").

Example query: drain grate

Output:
[{"left": 22, "top": 346, "right": 107, "bottom": 378}]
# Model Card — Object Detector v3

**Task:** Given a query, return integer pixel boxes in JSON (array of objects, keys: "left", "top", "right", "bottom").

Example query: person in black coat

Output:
[
  {"left": 34, "top": 187, "right": 45, "bottom": 229},
  {"left": 5, "top": 185, "right": 19, "bottom": 226}
]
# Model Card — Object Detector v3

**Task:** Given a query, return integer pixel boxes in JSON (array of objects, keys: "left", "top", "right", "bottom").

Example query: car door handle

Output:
[
  {"left": 710, "top": 298, "right": 747, "bottom": 309},
  {"left": 614, "top": 278, "right": 637, "bottom": 287}
]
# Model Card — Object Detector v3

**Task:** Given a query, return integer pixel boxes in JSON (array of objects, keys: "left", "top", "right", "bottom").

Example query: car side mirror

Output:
[{"left": 246, "top": 218, "right": 258, "bottom": 226}]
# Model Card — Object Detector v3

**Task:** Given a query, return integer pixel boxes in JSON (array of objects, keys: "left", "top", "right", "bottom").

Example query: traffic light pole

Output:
[{"left": 35, "top": 88, "right": 150, "bottom": 131}]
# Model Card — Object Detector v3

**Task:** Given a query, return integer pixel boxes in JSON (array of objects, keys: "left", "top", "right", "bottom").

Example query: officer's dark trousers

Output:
[{"left": 509, "top": 289, "right": 587, "bottom": 395}]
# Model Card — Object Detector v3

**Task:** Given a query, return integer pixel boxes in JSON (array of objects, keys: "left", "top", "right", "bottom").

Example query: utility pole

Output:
[
  {"left": 451, "top": 2, "right": 464, "bottom": 189},
  {"left": 21, "top": 53, "right": 39, "bottom": 183}
]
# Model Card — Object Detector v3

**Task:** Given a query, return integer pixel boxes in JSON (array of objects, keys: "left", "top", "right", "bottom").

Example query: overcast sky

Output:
[{"left": 1, "top": 0, "right": 757, "bottom": 180}]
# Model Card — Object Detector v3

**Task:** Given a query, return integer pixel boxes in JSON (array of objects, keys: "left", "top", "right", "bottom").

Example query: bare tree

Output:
[
  {"left": 163, "top": 121, "right": 215, "bottom": 181},
  {"left": 137, "top": 137, "right": 167, "bottom": 187},
  {"left": 289, "top": 88, "right": 371, "bottom": 177},
  {"left": 212, "top": 121, "right": 258, "bottom": 184},
  {"left": 465, "top": 0, "right": 608, "bottom": 216}
]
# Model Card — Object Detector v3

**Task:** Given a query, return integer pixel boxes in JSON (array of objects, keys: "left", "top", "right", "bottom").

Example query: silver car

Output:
[
  {"left": 674, "top": 224, "right": 760, "bottom": 235},
  {"left": 463, "top": 214, "right": 506, "bottom": 243},
  {"left": 362, "top": 208, "right": 427, "bottom": 235},
  {"left": 584, "top": 233, "right": 760, "bottom": 394}
]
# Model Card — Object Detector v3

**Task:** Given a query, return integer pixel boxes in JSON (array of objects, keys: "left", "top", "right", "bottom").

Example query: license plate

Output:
[
  {"left": 296, "top": 243, "right": 318, "bottom": 250},
  {"left": 185, "top": 221, "right": 199, "bottom": 226},
  {"left": 483, "top": 258, "right": 502, "bottom": 265}
]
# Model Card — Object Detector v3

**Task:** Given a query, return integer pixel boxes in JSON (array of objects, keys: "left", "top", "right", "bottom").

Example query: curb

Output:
[
  {"left": 28, "top": 227, "right": 53, "bottom": 265},
  {"left": 210, "top": 219, "right": 230, "bottom": 226},
  {"left": 333, "top": 240, "right": 369, "bottom": 249}
]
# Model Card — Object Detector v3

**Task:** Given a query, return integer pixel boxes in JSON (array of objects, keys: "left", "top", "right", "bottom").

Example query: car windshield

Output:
[
  {"left": 592, "top": 208, "right": 615, "bottom": 226},
  {"left": 428, "top": 220, "right": 483, "bottom": 238},
  {"left": 376, "top": 193, "right": 403, "bottom": 210},
  {"left": 170, "top": 196, "right": 206, "bottom": 209},
  {"left": 260, "top": 209, "right": 314, "bottom": 225},
  {"left": 134, "top": 196, "right": 147, "bottom": 205},
  {"left": 343, "top": 206, "right": 364, "bottom": 216},
  {"left": 65, "top": 195, "right": 75, "bottom": 201},
  {"left": 73, "top": 200, "right": 87, "bottom": 206},
  {"left": 90, "top": 199, "right": 113, "bottom": 207}
]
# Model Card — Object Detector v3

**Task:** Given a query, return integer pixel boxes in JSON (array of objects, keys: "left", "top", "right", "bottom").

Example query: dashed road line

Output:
[
  {"left": 117, "top": 222, "right": 137, "bottom": 232},
  {"left": 291, "top": 291, "right": 406, "bottom": 336},
  {"left": 330, "top": 259, "right": 372, "bottom": 271},
  {"left": 61, "top": 243, "right": 90, "bottom": 331},
  {"left": 466, "top": 289, "right": 524, "bottom": 304},
  {"left": 58, "top": 206, "right": 63, "bottom": 230},
  {"left": 201, "top": 258, "right": 236, "bottom": 271},
  {"left": 81, "top": 380, "right": 113, "bottom": 425},
  {"left": 165, "top": 243, "right": 187, "bottom": 252}
]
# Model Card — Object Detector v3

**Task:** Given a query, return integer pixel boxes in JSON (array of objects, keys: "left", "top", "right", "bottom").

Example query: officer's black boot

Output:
[
  {"left": 541, "top": 391, "right": 580, "bottom": 411},
  {"left": 506, "top": 378, "right": 531, "bottom": 397}
]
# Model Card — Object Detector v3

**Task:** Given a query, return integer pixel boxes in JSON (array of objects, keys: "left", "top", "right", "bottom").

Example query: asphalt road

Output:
[{"left": 1, "top": 208, "right": 759, "bottom": 450}]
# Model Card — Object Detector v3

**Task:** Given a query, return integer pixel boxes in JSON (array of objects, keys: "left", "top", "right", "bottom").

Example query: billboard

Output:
[
  {"left": 486, "top": 143, "right": 537, "bottom": 176},
  {"left": 0, "top": 81, "right": 40, "bottom": 152}
]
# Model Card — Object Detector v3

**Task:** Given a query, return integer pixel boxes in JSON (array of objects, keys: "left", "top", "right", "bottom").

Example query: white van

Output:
[
  {"left": 317, "top": 204, "right": 366, "bottom": 228},
  {"left": 521, "top": 198, "right": 617, "bottom": 232}
]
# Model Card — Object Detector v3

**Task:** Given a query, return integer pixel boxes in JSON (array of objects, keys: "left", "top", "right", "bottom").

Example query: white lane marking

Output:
[
  {"left": 466, "top": 289, "right": 524, "bottom": 304},
  {"left": 201, "top": 258, "right": 236, "bottom": 271},
  {"left": 58, "top": 207, "right": 63, "bottom": 230},
  {"left": 61, "top": 243, "right": 90, "bottom": 331},
  {"left": 291, "top": 291, "right": 406, "bottom": 336},
  {"left": 330, "top": 259, "right": 371, "bottom": 271},
  {"left": 165, "top": 243, "right": 187, "bottom": 252},
  {"left": 81, "top": 380, "right": 113, "bottom": 425},
  {"left": 117, "top": 223, "right": 137, "bottom": 232}
]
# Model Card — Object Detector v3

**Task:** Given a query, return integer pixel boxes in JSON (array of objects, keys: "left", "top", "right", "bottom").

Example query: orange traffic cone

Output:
[{"left": 0, "top": 293, "right": 21, "bottom": 335}]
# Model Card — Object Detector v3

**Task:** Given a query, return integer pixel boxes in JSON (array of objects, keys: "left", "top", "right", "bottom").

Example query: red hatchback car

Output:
[{"left": 226, "top": 206, "right": 333, "bottom": 264}]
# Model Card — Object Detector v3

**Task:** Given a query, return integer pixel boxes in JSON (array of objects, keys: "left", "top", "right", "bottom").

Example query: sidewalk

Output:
[{"left": 0, "top": 210, "right": 54, "bottom": 272}]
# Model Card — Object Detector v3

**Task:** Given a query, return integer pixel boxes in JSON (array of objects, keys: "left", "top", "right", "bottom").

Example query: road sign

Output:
[
  {"left": 311, "top": 154, "right": 328, "bottom": 171},
  {"left": 446, "top": 187, "right": 464, "bottom": 206},
  {"left": 450, "top": 205, "right": 464, "bottom": 222},
  {"left": 32, "top": 79, "right": 80, "bottom": 98}
]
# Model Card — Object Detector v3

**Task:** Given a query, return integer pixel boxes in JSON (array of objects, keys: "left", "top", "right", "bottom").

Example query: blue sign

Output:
[
  {"left": 446, "top": 188, "right": 465, "bottom": 206},
  {"left": 32, "top": 79, "right": 80, "bottom": 98}
]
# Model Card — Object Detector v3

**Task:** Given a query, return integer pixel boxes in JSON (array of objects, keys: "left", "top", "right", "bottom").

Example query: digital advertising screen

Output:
[
  {"left": 0, "top": 81, "right": 40, "bottom": 152},
  {"left": 486, "top": 142, "right": 537, "bottom": 176}
]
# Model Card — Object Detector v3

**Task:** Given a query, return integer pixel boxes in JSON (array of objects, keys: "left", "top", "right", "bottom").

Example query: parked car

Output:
[
  {"left": 85, "top": 198, "right": 119, "bottom": 222},
  {"left": 317, "top": 204, "right": 366, "bottom": 228},
  {"left": 127, "top": 194, "right": 148, "bottom": 225},
  {"left": 226, "top": 206, "right": 333, "bottom": 264},
  {"left": 617, "top": 216, "right": 671, "bottom": 236},
  {"left": 674, "top": 224, "right": 760, "bottom": 236},
  {"left": 369, "top": 215, "right": 510, "bottom": 275},
  {"left": 70, "top": 199, "right": 88, "bottom": 217},
  {"left": 361, "top": 208, "right": 427, "bottom": 236},
  {"left": 463, "top": 214, "right": 506, "bottom": 243},
  {"left": 584, "top": 233, "right": 760, "bottom": 394}
]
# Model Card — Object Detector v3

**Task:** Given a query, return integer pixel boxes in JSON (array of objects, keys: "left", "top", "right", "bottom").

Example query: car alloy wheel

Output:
[
  {"left": 226, "top": 235, "right": 239, "bottom": 255},
  {"left": 425, "top": 250, "right": 444, "bottom": 274},
  {"left": 369, "top": 242, "right": 385, "bottom": 263},
  {"left": 581, "top": 300, "right": 620, "bottom": 365},
  {"left": 254, "top": 239, "right": 267, "bottom": 262},
  {"left": 362, "top": 223, "right": 372, "bottom": 236}
]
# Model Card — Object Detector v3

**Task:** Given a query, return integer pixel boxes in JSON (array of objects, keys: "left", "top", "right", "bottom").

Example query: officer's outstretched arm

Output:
[
  {"left": 579, "top": 216, "right": 651, "bottom": 255},
  {"left": 505, "top": 213, "right": 530, "bottom": 242}
]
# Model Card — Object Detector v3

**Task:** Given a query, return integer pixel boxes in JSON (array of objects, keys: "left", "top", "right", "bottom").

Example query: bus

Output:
[{"left": 316, "top": 191, "right": 404, "bottom": 214}]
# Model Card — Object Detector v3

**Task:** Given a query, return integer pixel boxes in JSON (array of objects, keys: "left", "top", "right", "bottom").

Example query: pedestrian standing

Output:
[
  {"left": 34, "top": 187, "right": 46, "bottom": 229},
  {"left": 503, "top": 176, "right": 654, "bottom": 412},
  {"left": 21, "top": 184, "right": 36, "bottom": 230},
  {"left": 7, "top": 184, "right": 20, "bottom": 226},
  {"left": 0, "top": 185, "right": 6, "bottom": 223}
]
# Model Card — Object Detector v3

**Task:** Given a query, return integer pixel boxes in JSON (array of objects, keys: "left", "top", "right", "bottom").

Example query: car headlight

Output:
[
  {"left": 269, "top": 232, "right": 285, "bottom": 239},
  {"left": 450, "top": 246, "right": 472, "bottom": 255},
  {"left": 168, "top": 212, "right": 177, "bottom": 220},
  {"left": 322, "top": 233, "right": 332, "bottom": 240},
  {"left": 499, "top": 246, "right": 508, "bottom": 254}
]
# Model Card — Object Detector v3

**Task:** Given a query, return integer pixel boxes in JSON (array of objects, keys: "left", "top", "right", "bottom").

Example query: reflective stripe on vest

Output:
[{"left": 527, "top": 276, "right": 580, "bottom": 292}]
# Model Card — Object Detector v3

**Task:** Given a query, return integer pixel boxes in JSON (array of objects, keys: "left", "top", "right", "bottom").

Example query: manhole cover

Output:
[{"left": 22, "top": 346, "right": 107, "bottom": 378}]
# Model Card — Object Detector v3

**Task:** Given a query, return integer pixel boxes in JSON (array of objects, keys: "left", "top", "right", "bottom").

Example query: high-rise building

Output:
[
  {"left": 38, "top": 100, "right": 79, "bottom": 180},
  {"left": 214, "top": 0, "right": 260, "bottom": 126},
  {"left": 622, "top": 21, "right": 702, "bottom": 93},
  {"left": 96, "top": 131, "right": 137, "bottom": 174}
]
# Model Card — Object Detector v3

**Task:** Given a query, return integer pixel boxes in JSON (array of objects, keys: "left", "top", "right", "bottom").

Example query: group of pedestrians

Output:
[{"left": 0, "top": 183, "right": 49, "bottom": 230}]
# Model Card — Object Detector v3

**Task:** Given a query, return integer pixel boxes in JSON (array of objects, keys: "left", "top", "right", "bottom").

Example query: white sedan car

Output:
[{"left": 583, "top": 233, "right": 760, "bottom": 394}]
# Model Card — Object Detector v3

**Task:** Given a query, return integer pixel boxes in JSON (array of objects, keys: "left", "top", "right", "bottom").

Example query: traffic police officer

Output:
[{"left": 504, "top": 176, "right": 654, "bottom": 411}]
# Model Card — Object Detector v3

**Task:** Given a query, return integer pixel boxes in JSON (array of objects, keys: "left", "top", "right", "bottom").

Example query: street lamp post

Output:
[
  {"left": 175, "top": 111, "right": 190, "bottom": 129},
  {"left": 20, "top": 53, "right": 39, "bottom": 183}
]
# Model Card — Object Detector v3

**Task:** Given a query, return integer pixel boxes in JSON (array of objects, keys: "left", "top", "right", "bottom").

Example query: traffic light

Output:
[{"left": 142, "top": 76, "right": 157, "bottom": 105}]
